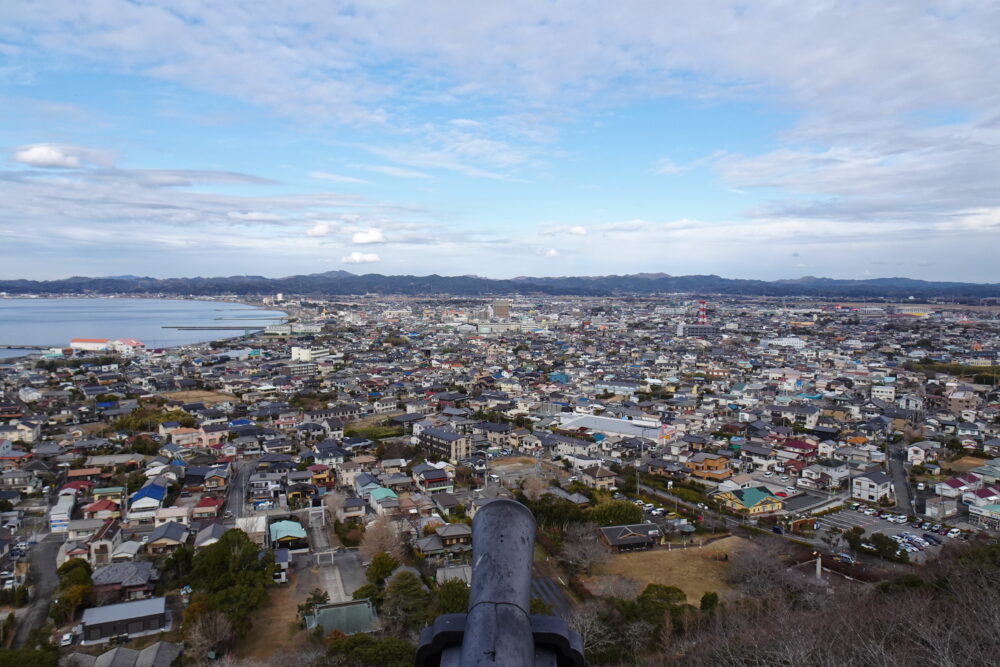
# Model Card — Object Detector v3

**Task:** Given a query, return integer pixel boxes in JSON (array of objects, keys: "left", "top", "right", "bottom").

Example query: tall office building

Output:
[{"left": 492, "top": 299, "right": 510, "bottom": 319}]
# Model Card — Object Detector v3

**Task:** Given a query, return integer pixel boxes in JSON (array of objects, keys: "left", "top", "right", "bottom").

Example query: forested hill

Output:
[{"left": 1, "top": 271, "right": 999, "bottom": 298}]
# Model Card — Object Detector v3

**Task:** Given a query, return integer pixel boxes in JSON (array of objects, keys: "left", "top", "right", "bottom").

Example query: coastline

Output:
[{"left": 0, "top": 297, "right": 290, "bottom": 363}]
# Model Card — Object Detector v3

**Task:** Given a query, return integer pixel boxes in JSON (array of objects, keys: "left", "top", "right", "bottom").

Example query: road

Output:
[
  {"left": 13, "top": 534, "right": 60, "bottom": 648},
  {"left": 887, "top": 444, "right": 914, "bottom": 514},
  {"left": 227, "top": 460, "right": 250, "bottom": 519}
]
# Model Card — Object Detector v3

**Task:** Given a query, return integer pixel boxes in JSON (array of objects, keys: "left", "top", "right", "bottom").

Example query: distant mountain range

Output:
[{"left": 1, "top": 271, "right": 999, "bottom": 298}]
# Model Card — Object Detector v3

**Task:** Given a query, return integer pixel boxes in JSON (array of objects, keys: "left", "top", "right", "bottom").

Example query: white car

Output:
[
  {"left": 785, "top": 486, "right": 796, "bottom": 493},
  {"left": 780, "top": 475, "right": 789, "bottom": 482},
  {"left": 763, "top": 471, "right": 774, "bottom": 478},
  {"left": 947, "top": 528, "right": 961, "bottom": 538},
  {"left": 60, "top": 633, "right": 74, "bottom": 647}
]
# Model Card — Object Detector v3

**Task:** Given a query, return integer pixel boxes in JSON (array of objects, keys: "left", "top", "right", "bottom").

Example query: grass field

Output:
[
  {"left": 590, "top": 536, "right": 749, "bottom": 603},
  {"left": 160, "top": 390, "right": 238, "bottom": 405}
]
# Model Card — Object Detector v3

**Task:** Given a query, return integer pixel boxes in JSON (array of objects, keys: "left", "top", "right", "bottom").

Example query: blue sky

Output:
[{"left": 2, "top": 1, "right": 1000, "bottom": 281}]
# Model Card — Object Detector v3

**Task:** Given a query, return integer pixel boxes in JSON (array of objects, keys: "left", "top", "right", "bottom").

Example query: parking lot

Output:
[{"left": 817, "top": 507, "right": 961, "bottom": 562}]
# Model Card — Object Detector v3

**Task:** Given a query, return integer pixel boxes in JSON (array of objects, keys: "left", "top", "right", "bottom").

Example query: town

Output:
[{"left": 1, "top": 294, "right": 1000, "bottom": 665}]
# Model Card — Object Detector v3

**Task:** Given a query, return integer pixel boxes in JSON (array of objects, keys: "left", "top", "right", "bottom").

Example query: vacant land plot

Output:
[
  {"left": 160, "top": 390, "right": 238, "bottom": 405},
  {"left": 237, "top": 570, "right": 309, "bottom": 660},
  {"left": 591, "top": 536, "right": 750, "bottom": 603},
  {"left": 948, "top": 456, "right": 988, "bottom": 474}
]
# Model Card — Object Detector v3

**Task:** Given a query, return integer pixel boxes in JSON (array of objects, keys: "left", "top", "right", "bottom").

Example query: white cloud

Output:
[
  {"left": 539, "top": 224, "right": 588, "bottom": 236},
  {"left": 545, "top": 248, "right": 559, "bottom": 257},
  {"left": 342, "top": 251, "right": 380, "bottom": 264},
  {"left": 358, "top": 164, "right": 432, "bottom": 179},
  {"left": 10, "top": 143, "right": 115, "bottom": 169},
  {"left": 310, "top": 171, "right": 370, "bottom": 185},
  {"left": 307, "top": 223, "right": 332, "bottom": 237},
  {"left": 228, "top": 211, "right": 283, "bottom": 222},
  {"left": 351, "top": 228, "right": 387, "bottom": 244},
  {"left": 652, "top": 158, "right": 682, "bottom": 176}
]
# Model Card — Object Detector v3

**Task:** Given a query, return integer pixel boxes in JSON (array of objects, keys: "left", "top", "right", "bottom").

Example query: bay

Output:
[{"left": 0, "top": 298, "right": 286, "bottom": 359}]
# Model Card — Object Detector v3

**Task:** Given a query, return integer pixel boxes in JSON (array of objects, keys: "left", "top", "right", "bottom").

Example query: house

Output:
[
  {"left": 65, "top": 641, "right": 182, "bottom": 667},
  {"left": 269, "top": 519, "right": 308, "bottom": 551},
  {"left": 599, "top": 523, "right": 661, "bottom": 552},
  {"left": 907, "top": 441, "right": 944, "bottom": 466},
  {"left": 192, "top": 496, "right": 225, "bottom": 520},
  {"left": 579, "top": 465, "right": 616, "bottom": 491},
  {"left": 935, "top": 473, "right": 982, "bottom": 499},
  {"left": 337, "top": 497, "right": 366, "bottom": 523},
  {"left": 852, "top": 470, "right": 895, "bottom": 504},
  {"left": 80, "top": 597, "right": 169, "bottom": 644},
  {"left": 127, "top": 484, "right": 167, "bottom": 522},
  {"left": 88, "top": 518, "right": 124, "bottom": 566},
  {"left": 686, "top": 452, "right": 731, "bottom": 481},
  {"left": 412, "top": 464, "right": 454, "bottom": 494},
  {"left": 415, "top": 522, "right": 472, "bottom": 561},
  {"left": 92, "top": 562, "right": 159, "bottom": 603},
  {"left": 716, "top": 486, "right": 783, "bottom": 516},
  {"left": 145, "top": 521, "right": 189, "bottom": 556},
  {"left": 194, "top": 522, "right": 228, "bottom": 550},
  {"left": 154, "top": 506, "right": 191, "bottom": 527}
]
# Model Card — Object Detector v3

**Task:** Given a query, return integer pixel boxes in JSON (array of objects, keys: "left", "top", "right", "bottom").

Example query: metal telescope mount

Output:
[{"left": 415, "top": 499, "right": 586, "bottom": 667}]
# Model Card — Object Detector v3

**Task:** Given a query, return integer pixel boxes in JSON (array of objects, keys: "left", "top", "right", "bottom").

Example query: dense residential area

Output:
[{"left": 1, "top": 294, "right": 1000, "bottom": 665}]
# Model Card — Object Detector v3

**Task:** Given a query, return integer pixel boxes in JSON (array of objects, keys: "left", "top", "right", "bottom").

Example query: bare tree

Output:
[
  {"left": 561, "top": 522, "right": 609, "bottom": 574},
  {"left": 185, "top": 611, "right": 233, "bottom": 666},
  {"left": 622, "top": 619, "right": 655, "bottom": 664},
  {"left": 522, "top": 475, "right": 547, "bottom": 501},
  {"left": 566, "top": 600, "right": 613, "bottom": 654},
  {"left": 359, "top": 516, "right": 403, "bottom": 561},
  {"left": 324, "top": 489, "right": 346, "bottom": 523}
]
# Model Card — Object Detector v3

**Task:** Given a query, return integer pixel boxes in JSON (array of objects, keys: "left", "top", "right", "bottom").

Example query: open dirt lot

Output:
[
  {"left": 236, "top": 569, "right": 310, "bottom": 660},
  {"left": 589, "top": 536, "right": 750, "bottom": 603},
  {"left": 159, "top": 390, "right": 239, "bottom": 405},
  {"left": 948, "top": 456, "right": 988, "bottom": 474}
]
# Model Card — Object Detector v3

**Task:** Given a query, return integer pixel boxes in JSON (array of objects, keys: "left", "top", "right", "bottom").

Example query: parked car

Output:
[
  {"left": 922, "top": 533, "right": 942, "bottom": 545},
  {"left": 771, "top": 525, "right": 784, "bottom": 535},
  {"left": 60, "top": 633, "right": 75, "bottom": 647},
  {"left": 764, "top": 471, "right": 774, "bottom": 478},
  {"left": 947, "top": 528, "right": 961, "bottom": 538},
  {"left": 834, "top": 552, "right": 856, "bottom": 565}
]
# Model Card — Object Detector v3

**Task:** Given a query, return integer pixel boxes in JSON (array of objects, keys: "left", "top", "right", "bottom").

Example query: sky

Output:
[{"left": 2, "top": 1, "right": 1000, "bottom": 282}]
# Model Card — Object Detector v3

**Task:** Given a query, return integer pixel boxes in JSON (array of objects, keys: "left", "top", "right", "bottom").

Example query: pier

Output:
[
  {"left": 0, "top": 344, "right": 52, "bottom": 350},
  {"left": 162, "top": 325, "right": 266, "bottom": 331}
]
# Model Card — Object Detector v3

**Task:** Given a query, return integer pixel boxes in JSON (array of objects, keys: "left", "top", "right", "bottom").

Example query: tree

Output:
[
  {"left": 324, "top": 490, "right": 346, "bottom": 524},
  {"left": 844, "top": 525, "right": 865, "bottom": 551},
  {"left": 561, "top": 523, "right": 609, "bottom": 574},
  {"left": 585, "top": 500, "right": 643, "bottom": 527},
  {"left": 298, "top": 588, "right": 331, "bottom": 622},
  {"left": 185, "top": 611, "right": 233, "bottom": 666},
  {"left": 522, "top": 475, "right": 547, "bottom": 501},
  {"left": 699, "top": 591, "right": 720, "bottom": 615},
  {"left": 567, "top": 600, "right": 613, "bottom": 655},
  {"left": 360, "top": 517, "right": 403, "bottom": 561},
  {"left": 188, "top": 529, "right": 273, "bottom": 637},
  {"left": 366, "top": 552, "right": 400, "bottom": 586},
  {"left": 324, "top": 633, "right": 415, "bottom": 667},
  {"left": 352, "top": 583, "right": 384, "bottom": 608},
  {"left": 382, "top": 571, "right": 430, "bottom": 636},
  {"left": 433, "top": 580, "right": 469, "bottom": 616}
]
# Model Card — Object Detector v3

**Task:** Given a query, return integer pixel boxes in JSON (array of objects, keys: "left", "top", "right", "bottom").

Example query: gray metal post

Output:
[{"left": 459, "top": 499, "right": 537, "bottom": 666}]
